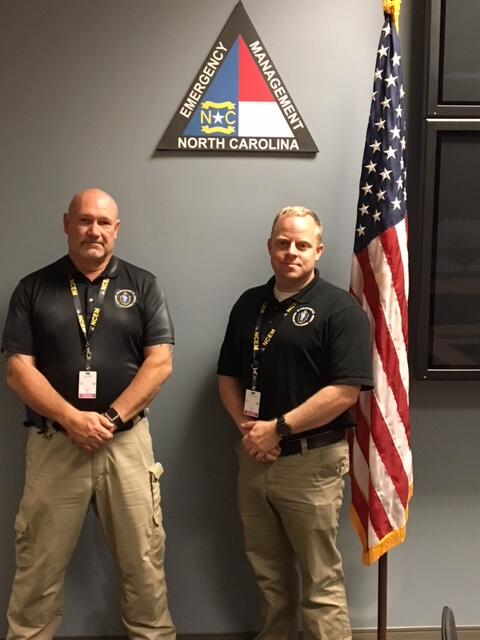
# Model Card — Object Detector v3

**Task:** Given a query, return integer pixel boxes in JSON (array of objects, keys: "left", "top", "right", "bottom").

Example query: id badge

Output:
[
  {"left": 78, "top": 370, "right": 97, "bottom": 399},
  {"left": 244, "top": 389, "right": 261, "bottom": 418}
]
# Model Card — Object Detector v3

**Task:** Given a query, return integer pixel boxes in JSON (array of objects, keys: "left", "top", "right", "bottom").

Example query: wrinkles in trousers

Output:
[
  {"left": 6, "top": 418, "right": 175, "bottom": 640},
  {"left": 237, "top": 439, "right": 351, "bottom": 640}
]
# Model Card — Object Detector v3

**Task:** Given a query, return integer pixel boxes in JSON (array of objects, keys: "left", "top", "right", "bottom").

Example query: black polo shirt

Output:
[
  {"left": 217, "top": 271, "right": 373, "bottom": 438},
  {"left": 2, "top": 255, "right": 174, "bottom": 423}
]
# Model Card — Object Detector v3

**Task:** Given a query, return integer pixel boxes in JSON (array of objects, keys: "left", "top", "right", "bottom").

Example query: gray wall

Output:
[{"left": 1, "top": 0, "right": 479, "bottom": 635}]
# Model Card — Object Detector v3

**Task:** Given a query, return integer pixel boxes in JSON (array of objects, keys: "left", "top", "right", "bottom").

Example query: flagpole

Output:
[
  {"left": 349, "top": 2, "right": 410, "bottom": 639},
  {"left": 377, "top": 554, "right": 388, "bottom": 640}
]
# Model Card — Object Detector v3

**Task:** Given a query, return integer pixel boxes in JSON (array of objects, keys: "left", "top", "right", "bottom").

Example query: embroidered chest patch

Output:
[
  {"left": 292, "top": 306, "right": 315, "bottom": 327},
  {"left": 114, "top": 289, "right": 137, "bottom": 308}
]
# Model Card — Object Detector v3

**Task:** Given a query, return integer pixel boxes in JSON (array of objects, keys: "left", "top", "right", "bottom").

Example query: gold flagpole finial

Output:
[{"left": 383, "top": 0, "right": 401, "bottom": 28}]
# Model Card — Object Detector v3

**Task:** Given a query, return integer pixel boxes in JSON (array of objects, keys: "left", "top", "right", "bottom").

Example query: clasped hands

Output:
[
  {"left": 62, "top": 410, "right": 116, "bottom": 452},
  {"left": 240, "top": 419, "right": 281, "bottom": 462}
]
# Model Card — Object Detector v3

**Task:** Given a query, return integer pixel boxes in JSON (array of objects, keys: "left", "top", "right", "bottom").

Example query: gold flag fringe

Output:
[
  {"left": 350, "top": 483, "right": 413, "bottom": 566},
  {"left": 383, "top": 0, "right": 401, "bottom": 28}
]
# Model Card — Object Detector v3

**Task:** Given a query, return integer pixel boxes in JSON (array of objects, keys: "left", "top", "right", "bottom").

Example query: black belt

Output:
[
  {"left": 279, "top": 429, "right": 346, "bottom": 457},
  {"left": 47, "top": 410, "right": 146, "bottom": 433}
]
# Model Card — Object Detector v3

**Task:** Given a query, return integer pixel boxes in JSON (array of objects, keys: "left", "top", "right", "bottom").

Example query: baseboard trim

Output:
[
  {"left": 3, "top": 629, "right": 474, "bottom": 640},
  {"left": 351, "top": 627, "right": 478, "bottom": 640},
  {"left": 2, "top": 630, "right": 478, "bottom": 640},
  {"left": 177, "top": 631, "right": 480, "bottom": 640}
]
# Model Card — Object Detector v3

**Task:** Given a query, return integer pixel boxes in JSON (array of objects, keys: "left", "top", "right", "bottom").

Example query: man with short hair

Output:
[
  {"left": 218, "top": 206, "right": 373, "bottom": 640},
  {"left": 2, "top": 188, "right": 176, "bottom": 640}
]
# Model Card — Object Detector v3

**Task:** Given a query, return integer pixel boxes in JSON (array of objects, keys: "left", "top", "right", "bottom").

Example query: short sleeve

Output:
[
  {"left": 142, "top": 279, "right": 174, "bottom": 346},
  {"left": 217, "top": 303, "right": 241, "bottom": 377},
  {"left": 1, "top": 281, "right": 35, "bottom": 355},
  {"left": 325, "top": 305, "right": 373, "bottom": 390}
]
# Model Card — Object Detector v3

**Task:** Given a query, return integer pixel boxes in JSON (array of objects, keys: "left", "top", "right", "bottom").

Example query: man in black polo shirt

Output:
[
  {"left": 218, "top": 206, "right": 373, "bottom": 640},
  {"left": 2, "top": 188, "right": 176, "bottom": 640}
]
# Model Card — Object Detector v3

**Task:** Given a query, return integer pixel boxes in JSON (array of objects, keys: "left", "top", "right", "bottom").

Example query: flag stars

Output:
[
  {"left": 390, "top": 125, "right": 401, "bottom": 139},
  {"left": 374, "top": 68, "right": 383, "bottom": 81},
  {"left": 359, "top": 203, "right": 370, "bottom": 216},
  {"left": 212, "top": 111, "right": 224, "bottom": 124},
  {"left": 400, "top": 136, "right": 406, "bottom": 149},
  {"left": 361, "top": 183, "right": 373, "bottom": 195},
  {"left": 376, "top": 188, "right": 386, "bottom": 201},
  {"left": 378, "top": 44, "right": 389, "bottom": 58},
  {"left": 391, "top": 197, "right": 402, "bottom": 211},
  {"left": 397, "top": 176, "right": 404, "bottom": 189},
  {"left": 392, "top": 52, "right": 401, "bottom": 66},
  {"left": 356, "top": 224, "right": 366, "bottom": 237},
  {"left": 372, "top": 91, "right": 378, "bottom": 102},
  {"left": 374, "top": 118, "right": 386, "bottom": 131},
  {"left": 400, "top": 85, "right": 405, "bottom": 98},
  {"left": 365, "top": 160, "right": 377, "bottom": 173},
  {"left": 380, "top": 168, "right": 392, "bottom": 181},
  {"left": 384, "top": 145, "right": 397, "bottom": 159},
  {"left": 370, "top": 139, "right": 381, "bottom": 153},
  {"left": 382, "top": 23, "right": 391, "bottom": 37},
  {"left": 381, "top": 97, "right": 391, "bottom": 109},
  {"left": 396, "top": 105, "right": 403, "bottom": 118},
  {"left": 385, "top": 73, "right": 398, "bottom": 87}
]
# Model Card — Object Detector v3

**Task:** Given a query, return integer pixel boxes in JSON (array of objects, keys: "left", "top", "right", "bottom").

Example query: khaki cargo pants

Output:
[
  {"left": 237, "top": 438, "right": 351, "bottom": 640},
  {"left": 6, "top": 418, "right": 175, "bottom": 640}
]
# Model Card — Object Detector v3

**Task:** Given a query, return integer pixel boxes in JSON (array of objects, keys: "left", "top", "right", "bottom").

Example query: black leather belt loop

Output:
[
  {"left": 279, "top": 429, "right": 346, "bottom": 457},
  {"left": 42, "top": 410, "right": 146, "bottom": 434}
]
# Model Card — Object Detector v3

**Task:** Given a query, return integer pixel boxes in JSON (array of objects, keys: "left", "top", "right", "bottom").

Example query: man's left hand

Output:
[{"left": 241, "top": 419, "right": 280, "bottom": 459}]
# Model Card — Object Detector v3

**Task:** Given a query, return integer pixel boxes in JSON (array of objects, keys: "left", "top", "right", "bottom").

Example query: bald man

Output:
[{"left": 2, "top": 189, "right": 176, "bottom": 640}]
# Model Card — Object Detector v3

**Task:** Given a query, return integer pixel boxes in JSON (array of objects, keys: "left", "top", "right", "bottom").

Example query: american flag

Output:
[{"left": 349, "top": 12, "right": 412, "bottom": 566}]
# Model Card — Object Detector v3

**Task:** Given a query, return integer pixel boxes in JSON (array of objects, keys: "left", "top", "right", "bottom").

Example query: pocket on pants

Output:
[
  {"left": 148, "top": 462, "right": 164, "bottom": 526},
  {"left": 14, "top": 511, "right": 32, "bottom": 568},
  {"left": 309, "top": 441, "right": 350, "bottom": 479}
]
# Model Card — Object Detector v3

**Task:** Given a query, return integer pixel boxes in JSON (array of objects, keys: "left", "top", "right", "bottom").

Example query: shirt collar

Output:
[
  {"left": 265, "top": 269, "right": 320, "bottom": 304},
  {"left": 59, "top": 254, "right": 119, "bottom": 280}
]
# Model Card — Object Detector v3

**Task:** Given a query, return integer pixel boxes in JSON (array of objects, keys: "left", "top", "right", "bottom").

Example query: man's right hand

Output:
[
  {"left": 62, "top": 411, "right": 114, "bottom": 452},
  {"left": 239, "top": 419, "right": 280, "bottom": 463}
]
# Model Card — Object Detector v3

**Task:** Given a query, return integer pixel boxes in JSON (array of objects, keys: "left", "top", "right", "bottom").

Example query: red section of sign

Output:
[{"left": 238, "top": 35, "right": 274, "bottom": 102}]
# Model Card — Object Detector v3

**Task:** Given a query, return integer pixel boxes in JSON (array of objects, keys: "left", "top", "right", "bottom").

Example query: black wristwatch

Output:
[
  {"left": 275, "top": 415, "right": 292, "bottom": 439},
  {"left": 104, "top": 407, "right": 123, "bottom": 428}
]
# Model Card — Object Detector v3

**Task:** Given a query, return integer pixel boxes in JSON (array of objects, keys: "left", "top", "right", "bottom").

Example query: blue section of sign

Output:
[{"left": 183, "top": 38, "right": 239, "bottom": 137}]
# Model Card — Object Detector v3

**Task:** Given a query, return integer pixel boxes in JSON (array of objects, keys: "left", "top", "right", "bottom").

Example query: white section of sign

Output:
[{"left": 238, "top": 102, "right": 294, "bottom": 137}]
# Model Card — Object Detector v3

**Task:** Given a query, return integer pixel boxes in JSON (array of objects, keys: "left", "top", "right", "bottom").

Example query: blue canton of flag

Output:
[{"left": 354, "top": 19, "right": 406, "bottom": 253}]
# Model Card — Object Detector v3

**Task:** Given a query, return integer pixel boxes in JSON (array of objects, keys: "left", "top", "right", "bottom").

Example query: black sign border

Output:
[{"left": 157, "top": 2, "right": 318, "bottom": 154}]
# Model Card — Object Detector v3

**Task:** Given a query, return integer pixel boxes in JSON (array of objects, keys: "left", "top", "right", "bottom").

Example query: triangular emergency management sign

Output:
[{"left": 157, "top": 2, "right": 317, "bottom": 153}]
